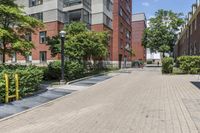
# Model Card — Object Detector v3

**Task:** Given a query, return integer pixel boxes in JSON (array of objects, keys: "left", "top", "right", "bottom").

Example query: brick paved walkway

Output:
[{"left": 0, "top": 68, "right": 200, "bottom": 133}]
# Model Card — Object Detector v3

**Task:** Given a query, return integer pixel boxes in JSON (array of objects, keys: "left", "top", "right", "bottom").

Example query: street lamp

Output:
[{"left": 59, "top": 30, "right": 66, "bottom": 84}]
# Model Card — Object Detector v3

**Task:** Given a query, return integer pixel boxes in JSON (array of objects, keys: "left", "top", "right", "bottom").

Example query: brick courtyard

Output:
[{"left": 0, "top": 68, "right": 200, "bottom": 133}]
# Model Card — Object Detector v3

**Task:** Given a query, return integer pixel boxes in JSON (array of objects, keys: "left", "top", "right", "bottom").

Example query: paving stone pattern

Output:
[{"left": 0, "top": 68, "right": 200, "bottom": 133}]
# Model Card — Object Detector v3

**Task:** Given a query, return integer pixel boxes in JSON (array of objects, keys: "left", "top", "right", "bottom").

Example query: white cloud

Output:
[{"left": 142, "top": 2, "right": 150, "bottom": 7}]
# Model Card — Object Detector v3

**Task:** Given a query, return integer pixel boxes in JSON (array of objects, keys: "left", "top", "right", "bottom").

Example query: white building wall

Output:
[
  {"left": 146, "top": 48, "right": 161, "bottom": 60},
  {"left": 92, "top": 0, "right": 113, "bottom": 29}
]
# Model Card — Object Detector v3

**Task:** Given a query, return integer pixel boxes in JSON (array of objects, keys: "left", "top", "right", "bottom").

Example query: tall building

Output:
[
  {"left": 112, "top": 0, "right": 132, "bottom": 68},
  {"left": 11, "top": 0, "right": 132, "bottom": 68},
  {"left": 131, "top": 13, "right": 146, "bottom": 61},
  {"left": 175, "top": 0, "right": 200, "bottom": 57}
]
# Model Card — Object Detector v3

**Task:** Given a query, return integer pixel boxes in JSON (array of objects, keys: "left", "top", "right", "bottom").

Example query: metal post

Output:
[
  {"left": 15, "top": 74, "right": 19, "bottom": 100},
  {"left": 4, "top": 74, "right": 9, "bottom": 103},
  {"left": 60, "top": 36, "right": 65, "bottom": 84}
]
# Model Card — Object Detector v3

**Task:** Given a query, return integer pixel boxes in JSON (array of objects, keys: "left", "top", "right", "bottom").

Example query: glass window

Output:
[
  {"left": 29, "top": 0, "right": 43, "bottom": 7},
  {"left": 63, "top": 0, "right": 82, "bottom": 7},
  {"left": 25, "top": 33, "right": 32, "bottom": 41},
  {"left": 11, "top": 52, "right": 17, "bottom": 63},
  {"left": 39, "top": 31, "right": 47, "bottom": 44},
  {"left": 69, "top": 10, "right": 82, "bottom": 23},
  {"left": 83, "top": 10, "right": 90, "bottom": 24},
  {"left": 26, "top": 53, "right": 32, "bottom": 63},
  {"left": 40, "top": 51, "right": 47, "bottom": 63},
  {"left": 30, "top": 12, "right": 43, "bottom": 21}
]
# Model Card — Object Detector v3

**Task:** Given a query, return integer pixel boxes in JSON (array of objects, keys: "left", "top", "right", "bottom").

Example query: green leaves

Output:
[
  {"left": 0, "top": 65, "right": 44, "bottom": 103},
  {"left": 0, "top": 1, "right": 44, "bottom": 63},
  {"left": 142, "top": 10, "right": 184, "bottom": 55},
  {"left": 177, "top": 56, "right": 200, "bottom": 74},
  {"left": 47, "top": 22, "right": 109, "bottom": 62},
  {"left": 162, "top": 57, "right": 174, "bottom": 74}
]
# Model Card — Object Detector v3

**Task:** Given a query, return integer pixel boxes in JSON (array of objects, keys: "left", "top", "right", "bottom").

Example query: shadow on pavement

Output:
[{"left": 191, "top": 81, "right": 200, "bottom": 89}]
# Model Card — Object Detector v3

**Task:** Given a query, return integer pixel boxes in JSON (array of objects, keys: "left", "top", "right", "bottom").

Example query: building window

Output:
[
  {"left": 126, "top": 0, "right": 131, "bottom": 13},
  {"left": 104, "top": 14, "right": 112, "bottom": 28},
  {"left": 26, "top": 53, "right": 32, "bottom": 63},
  {"left": 83, "top": 0, "right": 91, "bottom": 9},
  {"left": 30, "top": 12, "right": 43, "bottom": 21},
  {"left": 105, "top": 0, "right": 112, "bottom": 11},
  {"left": 83, "top": 10, "right": 90, "bottom": 24},
  {"left": 25, "top": 33, "right": 32, "bottom": 41},
  {"left": 126, "top": 29, "right": 131, "bottom": 39},
  {"left": 29, "top": 0, "right": 43, "bottom": 7},
  {"left": 11, "top": 52, "right": 17, "bottom": 63},
  {"left": 39, "top": 31, "right": 47, "bottom": 44},
  {"left": 65, "top": 9, "right": 91, "bottom": 26},
  {"left": 63, "top": 0, "right": 82, "bottom": 7},
  {"left": 119, "top": 8, "right": 123, "bottom": 16},
  {"left": 40, "top": 51, "right": 47, "bottom": 63}
]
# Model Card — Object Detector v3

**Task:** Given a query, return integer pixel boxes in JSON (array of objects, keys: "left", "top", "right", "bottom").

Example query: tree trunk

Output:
[
  {"left": 162, "top": 52, "right": 165, "bottom": 58},
  {"left": 2, "top": 41, "right": 6, "bottom": 64},
  {"left": 2, "top": 51, "right": 5, "bottom": 64}
]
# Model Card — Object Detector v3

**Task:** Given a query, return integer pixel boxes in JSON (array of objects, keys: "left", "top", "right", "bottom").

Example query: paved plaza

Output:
[{"left": 0, "top": 68, "right": 200, "bottom": 133}]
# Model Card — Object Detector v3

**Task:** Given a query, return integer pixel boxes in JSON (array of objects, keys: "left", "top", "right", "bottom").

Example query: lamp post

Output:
[{"left": 59, "top": 30, "right": 66, "bottom": 84}]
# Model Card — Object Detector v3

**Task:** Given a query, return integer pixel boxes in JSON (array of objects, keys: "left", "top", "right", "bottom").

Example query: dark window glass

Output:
[
  {"left": 40, "top": 51, "right": 47, "bottom": 63},
  {"left": 39, "top": 31, "right": 47, "bottom": 44}
]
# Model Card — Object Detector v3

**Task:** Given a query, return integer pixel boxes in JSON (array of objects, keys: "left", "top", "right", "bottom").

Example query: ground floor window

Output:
[
  {"left": 40, "top": 51, "right": 47, "bottom": 63},
  {"left": 26, "top": 53, "right": 32, "bottom": 63},
  {"left": 11, "top": 52, "right": 17, "bottom": 63}
]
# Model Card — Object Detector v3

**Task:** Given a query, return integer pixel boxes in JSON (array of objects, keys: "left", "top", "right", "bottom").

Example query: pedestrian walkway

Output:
[
  {"left": 0, "top": 72, "right": 118, "bottom": 119},
  {"left": 0, "top": 68, "right": 200, "bottom": 133}
]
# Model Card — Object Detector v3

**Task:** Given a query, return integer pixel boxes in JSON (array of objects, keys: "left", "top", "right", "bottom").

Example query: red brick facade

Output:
[
  {"left": 112, "top": 0, "right": 132, "bottom": 68},
  {"left": 6, "top": 21, "right": 63, "bottom": 63},
  {"left": 175, "top": 3, "right": 200, "bottom": 57},
  {"left": 132, "top": 20, "right": 146, "bottom": 61}
]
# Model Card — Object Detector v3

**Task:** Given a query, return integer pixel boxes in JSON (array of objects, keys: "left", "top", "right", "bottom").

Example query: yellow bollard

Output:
[
  {"left": 4, "top": 74, "right": 9, "bottom": 103},
  {"left": 15, "top": 74, "right": 19, "bottom": 100}
]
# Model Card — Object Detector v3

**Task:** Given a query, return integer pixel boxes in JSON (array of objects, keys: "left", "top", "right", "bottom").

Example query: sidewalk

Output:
[
  {"left": 0, "top": 68, "right": 200, "bottom": 133},
  {"left": 0, "top": 72, "right": 118, "bottom": 119}
]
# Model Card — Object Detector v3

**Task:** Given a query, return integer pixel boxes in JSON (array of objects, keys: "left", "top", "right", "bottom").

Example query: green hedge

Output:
[
  {"left": 162, "top": 57, "right": 174, "bottom": 74},
  {"left": 177, "top": 56, "right": 200, "bottom": 74},
  {"left": 0, "top": 65, "right": 44, "bottom": 103},
  {"left": 45, "top": 61, "right": 85, "bottom": 81},
  {"left": 147, "top": 60, "right": 153, "bottom": 64}
]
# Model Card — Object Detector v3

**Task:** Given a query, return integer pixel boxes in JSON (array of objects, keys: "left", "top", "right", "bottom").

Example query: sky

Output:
[{"left": 132, "top": 0, "right": 196, "bottom": 19}]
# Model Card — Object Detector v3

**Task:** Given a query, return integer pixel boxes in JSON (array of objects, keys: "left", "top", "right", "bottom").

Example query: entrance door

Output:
[{"left": 119, "top": 54, "right": 122, "bottom": 69}]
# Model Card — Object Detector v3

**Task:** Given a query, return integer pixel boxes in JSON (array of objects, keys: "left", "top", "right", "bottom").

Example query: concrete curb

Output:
[
  {"left": 66, "top": 73, "right": 106, "bottom": 85},
  {"left": 0, "top": 90, "right": 76, "bottom": 122}
]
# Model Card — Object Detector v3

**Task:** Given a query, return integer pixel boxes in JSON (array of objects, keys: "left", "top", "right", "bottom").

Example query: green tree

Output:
[
  {"left": 0, "top": 0, "right": 43, "bottom": 63},
  {"left": 142, "top": 9, "right": 184, "bottom": 57},
  {"left": 47, "top": 22, "right": 109, "bottom": 63}
]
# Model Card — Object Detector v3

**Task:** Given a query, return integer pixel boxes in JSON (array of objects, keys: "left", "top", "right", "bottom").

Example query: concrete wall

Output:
[{"left": 92, "top": 0, "right": 113, "bottom": 29}]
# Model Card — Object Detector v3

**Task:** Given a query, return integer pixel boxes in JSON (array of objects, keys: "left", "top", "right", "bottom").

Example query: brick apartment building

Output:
[
  {"left": 131, "top": 13, "right": 146, "bottom": 61},
  {"left": 6, "top": 0, "right": 132, "bottom": 68},
  {"left": 175, "top": 0, "right": 200, "bottom": 57}
]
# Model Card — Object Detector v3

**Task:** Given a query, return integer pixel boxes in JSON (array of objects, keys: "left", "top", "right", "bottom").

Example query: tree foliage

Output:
[
  {"left": 142, "top": 9, "right": 184, "bottom": 56},
  {"left": 47, "top": 22, "right": 109, "bottom": 62},
  {"left": 0, "top": 0, "right": 43, "bottom": 63}
]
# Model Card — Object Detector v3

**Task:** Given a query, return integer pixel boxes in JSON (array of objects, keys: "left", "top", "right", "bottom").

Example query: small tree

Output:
[
  {"left": 0, "top": 0, "right": 43, "bottom": 63},
  {"left": 47, "top": 22, "right": 109, "bottom": 66}
]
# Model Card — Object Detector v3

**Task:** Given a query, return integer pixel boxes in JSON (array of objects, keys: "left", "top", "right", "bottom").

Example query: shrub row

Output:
[
  {"left": 177, "top": 56, "right": 200, "bottom": 74},
  {"left": 0, "top": 65, "right": 44, "bottom": 103},
  {"left": 44, "top": 61, "right": 85, "bottom": 81}
]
